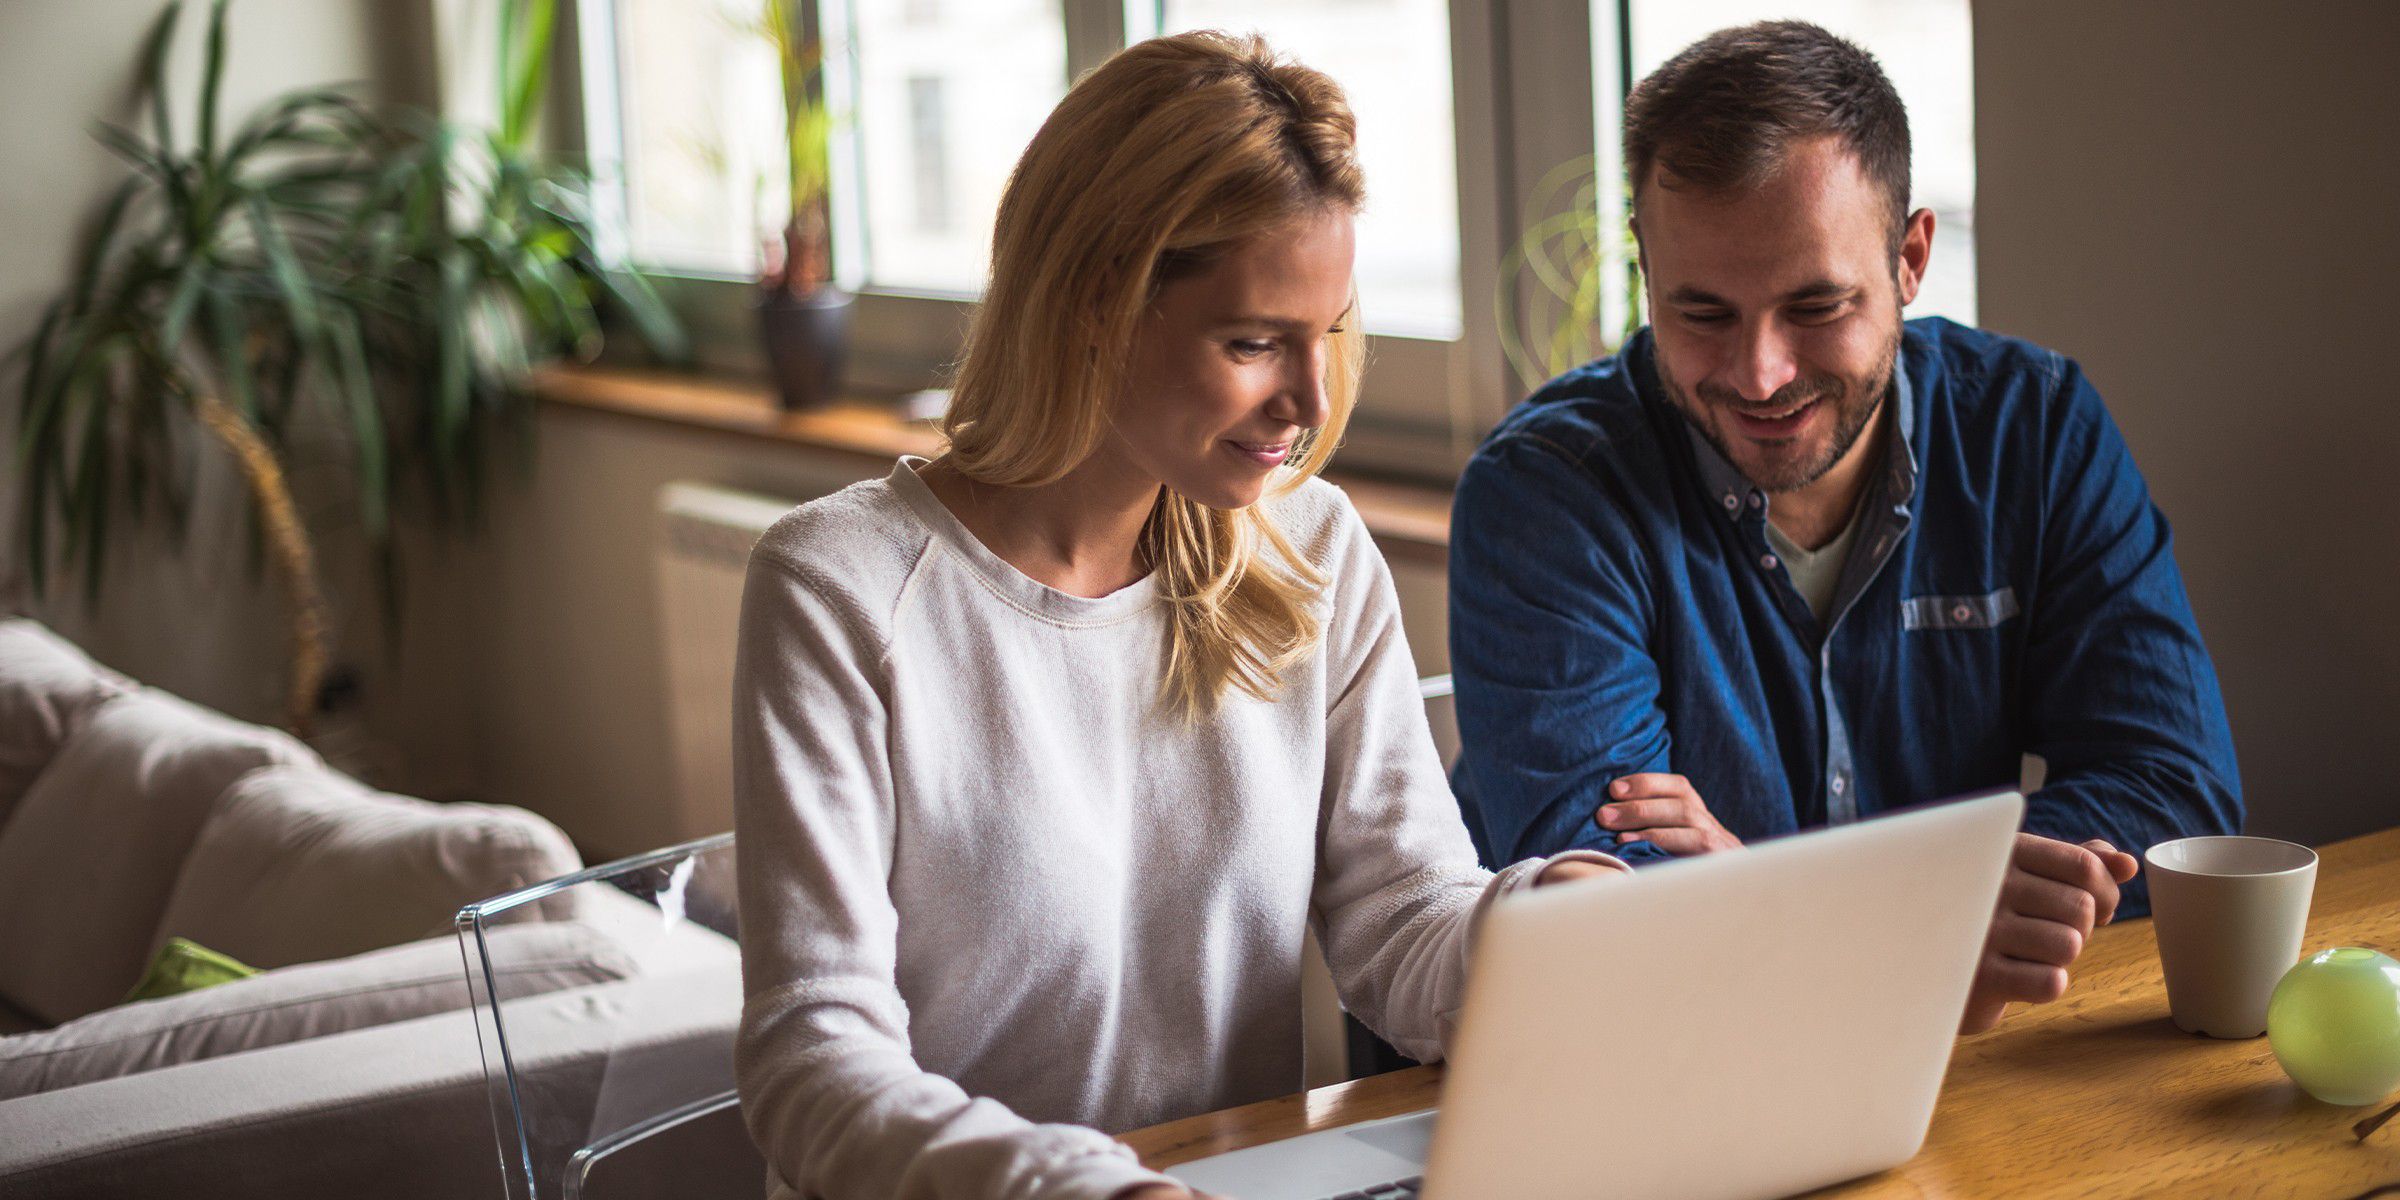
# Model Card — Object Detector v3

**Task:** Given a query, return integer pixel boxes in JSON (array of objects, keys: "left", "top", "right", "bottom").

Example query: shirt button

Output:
[
  {"left": 1952, "top": 603, "right": 1973, "bottom": 622},
  {"left": 1760, "top": 554, "right": 1779, "bottom": 571},
  {"left": 1830, "top": 776, "right": 1848, "bottom": 795},
  {"left": 1722, "top": 493, "right": 1739, "bottom": 511}
]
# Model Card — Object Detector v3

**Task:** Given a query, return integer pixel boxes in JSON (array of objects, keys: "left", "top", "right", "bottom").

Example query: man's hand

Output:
[
  {"left": 1958, "top": 834, "right": 2141, "bottom": 1034},
  {"left": 1594, "top": 774, "right": 1744, "bottom": 855},
  {"left": 1115, "top": 1187, "right": 1226, "bottom": 1200}
]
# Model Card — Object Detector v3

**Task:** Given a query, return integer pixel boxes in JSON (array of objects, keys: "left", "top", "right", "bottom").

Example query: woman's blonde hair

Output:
[{"left": 939, "top": 31, "right": 1367, "bottom": 718}]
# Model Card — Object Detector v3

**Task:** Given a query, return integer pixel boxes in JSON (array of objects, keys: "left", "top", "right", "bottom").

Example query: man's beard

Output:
[{"left": 1661, "top": 324, "right": 1900, "bottom": 495}]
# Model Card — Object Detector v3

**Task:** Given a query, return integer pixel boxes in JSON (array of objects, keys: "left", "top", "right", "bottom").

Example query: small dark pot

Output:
[{"left": 754, "top": 286, "right": 854, "bottom": 411}]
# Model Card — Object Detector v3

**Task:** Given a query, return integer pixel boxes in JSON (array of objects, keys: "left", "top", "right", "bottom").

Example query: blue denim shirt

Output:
[{"left": 1448, "top": 318, "right": 2242, "bottom": 915}]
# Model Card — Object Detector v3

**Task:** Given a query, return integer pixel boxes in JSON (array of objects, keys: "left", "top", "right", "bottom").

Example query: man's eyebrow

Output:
[
  {"left": 1664, "top": 281, "right": 1857, "bottom": 307},
  {"left": 1782, "top": 280, "right": 1857, "bottom": 303}
]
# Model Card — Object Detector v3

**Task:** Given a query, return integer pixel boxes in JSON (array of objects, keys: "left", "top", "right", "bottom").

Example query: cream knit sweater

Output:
[{"left": 730, "top": 459, "right": 1617, "bottom": 1200}]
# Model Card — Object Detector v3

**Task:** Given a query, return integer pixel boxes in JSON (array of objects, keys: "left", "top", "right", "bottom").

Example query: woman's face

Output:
[{"left": 1106, "top": 209, "right": 1356, "bottom": 511}]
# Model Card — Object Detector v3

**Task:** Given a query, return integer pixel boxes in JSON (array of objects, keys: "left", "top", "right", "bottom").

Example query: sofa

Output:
[{"left": 0, "top": 618, "right": 744, "bottom": 1199}]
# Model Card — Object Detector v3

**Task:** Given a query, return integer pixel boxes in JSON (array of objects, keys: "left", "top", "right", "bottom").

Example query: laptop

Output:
[{"left": 1166, "top": 789, "right": 2024, "bottom": 1200}]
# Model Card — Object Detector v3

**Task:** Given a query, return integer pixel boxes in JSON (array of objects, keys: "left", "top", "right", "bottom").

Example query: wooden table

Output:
[{"left": 1123, "top": 828, "right": 2400, "bottom": 1197}]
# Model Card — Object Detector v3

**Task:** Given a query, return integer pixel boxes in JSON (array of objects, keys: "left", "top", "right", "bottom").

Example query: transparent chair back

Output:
[{"left": 456, "top": 833, "right": 763, "bottom": 1200}]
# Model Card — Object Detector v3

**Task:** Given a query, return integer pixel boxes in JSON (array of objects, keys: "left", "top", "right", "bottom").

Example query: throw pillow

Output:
[
  {"left": 123, "top": 937, "right": 260, "bottom": 1003},
  {"left": 0, "top": 619, "right": 134, "bottom": 829},
  {"left": 0, "top": 688, "right": 319, "bottom": 1024},
  {"left": 148, "top": 765, "right": 584, "bottom": 972}
]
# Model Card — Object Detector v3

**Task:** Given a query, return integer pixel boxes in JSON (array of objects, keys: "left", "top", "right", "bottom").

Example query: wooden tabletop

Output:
[{"left": 1122, "top": 827, "right": 2400, "bottom": 1197}]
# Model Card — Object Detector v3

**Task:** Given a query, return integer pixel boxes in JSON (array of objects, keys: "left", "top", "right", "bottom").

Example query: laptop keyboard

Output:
[{"left": 1311, "top": 1177, "right": 1422, "bottom": 1200}]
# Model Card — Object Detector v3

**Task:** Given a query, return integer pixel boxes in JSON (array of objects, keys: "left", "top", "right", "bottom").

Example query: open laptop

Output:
[{"left": 1166, "top": 789, "right": 2024, "bottom": 1200}]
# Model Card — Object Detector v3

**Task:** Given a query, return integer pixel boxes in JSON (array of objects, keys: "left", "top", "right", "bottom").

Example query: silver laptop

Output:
[{"left": 1167, "top": 789, "right": 2023, "bottom": 1200}]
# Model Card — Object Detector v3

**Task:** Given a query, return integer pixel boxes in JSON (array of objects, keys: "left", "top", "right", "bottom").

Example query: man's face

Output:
[{"left": 1636, "top": 135, "right": 1929, "bottom": 494}]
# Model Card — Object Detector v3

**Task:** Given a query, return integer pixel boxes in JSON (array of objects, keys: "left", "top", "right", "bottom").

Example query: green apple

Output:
[{"left": 2267, "top": 947, "right": 2400, "bottom": 1106}]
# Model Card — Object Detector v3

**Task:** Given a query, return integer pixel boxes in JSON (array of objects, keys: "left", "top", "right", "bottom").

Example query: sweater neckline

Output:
[{"left": 884, "top": 456, "right": 1162, "bottom": 626}]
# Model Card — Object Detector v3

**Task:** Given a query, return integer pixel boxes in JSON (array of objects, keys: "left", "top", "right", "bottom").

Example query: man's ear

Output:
[
  {"left": 1895, "top": 207, "right": 1936, "bottom": 307},
  {"left": 1627, "top": 214, "right": 1654, "bottom": 309}
]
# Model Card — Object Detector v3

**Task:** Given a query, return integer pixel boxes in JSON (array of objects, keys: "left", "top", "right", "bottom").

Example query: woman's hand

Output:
[{"left": 1534, "top": 858, "right": 1624, "bottom": 887}]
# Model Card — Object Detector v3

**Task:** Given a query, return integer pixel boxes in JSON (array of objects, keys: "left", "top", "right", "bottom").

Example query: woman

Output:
[{"left": 730, "top": 32, "right": 1623, "bottom": 1200}]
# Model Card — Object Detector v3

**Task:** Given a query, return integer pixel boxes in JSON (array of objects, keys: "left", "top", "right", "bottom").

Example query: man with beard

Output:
[{"left": 1448, "top": 21, "right": 2240, "bottom": 1032}]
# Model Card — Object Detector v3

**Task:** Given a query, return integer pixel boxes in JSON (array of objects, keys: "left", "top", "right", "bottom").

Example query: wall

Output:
[{"left": 1975, "top": 0, "right": 2400, "bottom": 846}]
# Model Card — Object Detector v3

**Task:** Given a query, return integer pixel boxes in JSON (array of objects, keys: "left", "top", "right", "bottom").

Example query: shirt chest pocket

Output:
[{"left": 1902, "top": 587, "right": 2019, "bottom": 631}]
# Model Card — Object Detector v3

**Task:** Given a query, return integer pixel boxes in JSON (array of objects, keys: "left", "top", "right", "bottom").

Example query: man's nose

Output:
[{"left": 1726, "top": 321, "right": 1801, "bottom": 403}]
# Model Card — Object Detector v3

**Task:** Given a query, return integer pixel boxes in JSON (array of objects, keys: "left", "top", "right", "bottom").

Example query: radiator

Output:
[{"left": 653, "top": 482, "right": 799, "bottom": 843}]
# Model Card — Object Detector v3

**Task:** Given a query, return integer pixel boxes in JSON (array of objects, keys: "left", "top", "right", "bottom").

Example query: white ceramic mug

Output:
[{"left": 2145, "top": 836, "right": 2318, "bottom": 1039}]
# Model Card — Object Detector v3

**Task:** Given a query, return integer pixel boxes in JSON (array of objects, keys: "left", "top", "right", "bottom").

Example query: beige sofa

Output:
[{"left": 0, "top": 619, "right": 743, "bottom": 1199}]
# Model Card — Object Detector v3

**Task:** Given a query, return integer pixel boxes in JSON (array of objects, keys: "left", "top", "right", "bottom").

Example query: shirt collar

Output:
[{"left": 1660, "top": 342, "right": 1920, "bottom": 519}]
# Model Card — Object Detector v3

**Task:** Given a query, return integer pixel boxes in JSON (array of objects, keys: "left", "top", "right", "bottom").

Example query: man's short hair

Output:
[{"left": 1624, "top": 20, "right": 1912, "bottom": 245}]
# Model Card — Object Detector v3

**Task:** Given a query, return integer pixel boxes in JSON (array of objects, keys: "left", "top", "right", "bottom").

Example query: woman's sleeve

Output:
[
  {"left": 730, "top": 550, "right": 1171, "bottom": 1200},
  {"left": 1306, "top": 498, "right": 1626, "bottom": 1062}
]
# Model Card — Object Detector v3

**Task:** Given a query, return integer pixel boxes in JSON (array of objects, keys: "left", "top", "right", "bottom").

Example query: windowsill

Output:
[{"left": 527, "top": 363, "right": 1455, "bottom": 563}]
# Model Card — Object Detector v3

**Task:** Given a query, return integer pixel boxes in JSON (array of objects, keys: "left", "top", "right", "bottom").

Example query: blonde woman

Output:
[{"left": 730, "top": 32, "right": 1624, "bottom": 1200}]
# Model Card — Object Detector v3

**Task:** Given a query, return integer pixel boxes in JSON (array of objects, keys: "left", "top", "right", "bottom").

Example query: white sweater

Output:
[{"left": 730, "top": 459, "right": 1616, "bottom": 1200}]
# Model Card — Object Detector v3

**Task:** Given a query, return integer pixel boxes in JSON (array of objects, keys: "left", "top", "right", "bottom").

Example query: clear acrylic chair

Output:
[{"left": 456, "top": 832, "right": 762, "bottom": 1200}]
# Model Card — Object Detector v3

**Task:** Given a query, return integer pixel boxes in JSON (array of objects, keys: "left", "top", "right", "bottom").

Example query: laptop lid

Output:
[{"left": 1422, "top": 789, "right": 2023, "bottom": 1200}]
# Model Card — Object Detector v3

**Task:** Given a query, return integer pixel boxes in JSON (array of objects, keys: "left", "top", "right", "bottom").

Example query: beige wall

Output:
[{"left": 1974, "top": 0, "right": 2400, "bottom": 847}]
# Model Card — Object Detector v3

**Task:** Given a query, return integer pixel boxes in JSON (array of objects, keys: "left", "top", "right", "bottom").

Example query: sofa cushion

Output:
[
  {"left": 149, "top": 765, "right": 585, "bottom": 972},
  {"left": 0, "top": 619, "right": 134, "bottom": 831},
  {"left": 0, "top": 689, "right": 318, "bottom": 1024},
  {"left": 0, "top": 920, "right": 635, "bottom": 1100}
]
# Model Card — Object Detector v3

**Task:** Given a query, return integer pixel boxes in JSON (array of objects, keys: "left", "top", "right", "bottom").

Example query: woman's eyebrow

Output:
[{"left": 1213, "top": 304, "right": 1355, "bottom": 331}]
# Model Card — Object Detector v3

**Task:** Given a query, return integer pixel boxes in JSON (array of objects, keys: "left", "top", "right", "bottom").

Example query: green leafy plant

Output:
[
  {"left": 1497, "top": 154, "right": 1646, "bottom": 391},
  {"left": 750, "top": 0, "right": 834, "bottom": 296},
  {"left": 346, "top": 0, "right": 684, "bottom": 526},
  {"left": 10, "top": 0, "right": 683, "bottom": 734}
]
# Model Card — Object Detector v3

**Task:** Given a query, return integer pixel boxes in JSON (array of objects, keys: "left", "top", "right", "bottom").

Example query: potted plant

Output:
[
  {"left": 1497, "top": 154, "right": 1645, "bottom": 391},
  {"left": 11, "top": 0, "right": 681, "bottom": 734},
  {"left": 750, "top": 0, "right": 851, "bottom": 410}
]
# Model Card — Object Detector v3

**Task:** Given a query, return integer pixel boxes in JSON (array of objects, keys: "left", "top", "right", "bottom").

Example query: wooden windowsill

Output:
[{"left": 529, "top": 364, "right": 1455, "bottom": 563}]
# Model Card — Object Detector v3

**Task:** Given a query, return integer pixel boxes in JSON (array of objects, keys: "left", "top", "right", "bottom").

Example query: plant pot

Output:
[{"left": 754, "top": 286, "right": 854, "bottom": 411}]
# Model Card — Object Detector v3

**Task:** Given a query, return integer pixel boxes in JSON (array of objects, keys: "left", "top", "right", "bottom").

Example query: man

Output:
[{"left": 1449, "top": 21, "right": 2241, "bottom": 1032}]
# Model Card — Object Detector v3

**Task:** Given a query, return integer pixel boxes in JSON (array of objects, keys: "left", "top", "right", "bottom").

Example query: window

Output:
[
  {"left": 827, "top": 0, "right": 1066, "bottom": 296},
  {"left": 605, "top": 0, "right": 785, "bottom": 276},
  {"left": 572, "top": 0, "right": 1977, "bottom": 477},
  {"left": 1144, "top": 0, "right": 1465, "bottom": 339}
]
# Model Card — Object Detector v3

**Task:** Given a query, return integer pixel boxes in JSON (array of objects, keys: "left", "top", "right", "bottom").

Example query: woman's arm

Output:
[{"left": 1306, "top": 496, "right": 1625, "bottom": 1062}]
